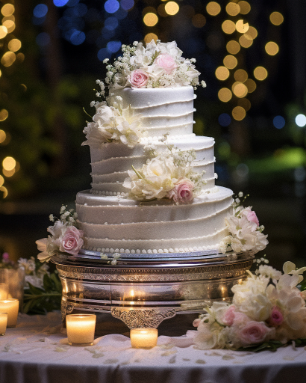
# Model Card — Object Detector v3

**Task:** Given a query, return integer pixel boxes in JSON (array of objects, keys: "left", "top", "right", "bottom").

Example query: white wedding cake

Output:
[{"left": 75, "top": 41, "right": 233, "bottom": 255}]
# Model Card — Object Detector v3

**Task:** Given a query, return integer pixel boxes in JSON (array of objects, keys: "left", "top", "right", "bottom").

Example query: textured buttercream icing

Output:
[{"left": 77, "top": 85, "right": 233, "bottom": 254}]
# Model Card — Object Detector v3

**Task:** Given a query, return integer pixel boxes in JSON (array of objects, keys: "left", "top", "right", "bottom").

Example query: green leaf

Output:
[
  {"left": 43, "top": 274, "right": 54, "bottom": 292},
  {"left": 50, "top": 273, "right": 62, "bottom": 292},
  {"left": 28, "top": 283, "right": 44, "bottom": 295}
]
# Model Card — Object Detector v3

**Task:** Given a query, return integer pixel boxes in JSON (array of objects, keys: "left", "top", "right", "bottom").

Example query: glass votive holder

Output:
[
  {"left": 130, "top": 328, "right": 158, "bottom": 349},
  {"left": 0, "top": 313, "right": 8, "bottom": 335},
  {"left": 66, "top": 314, "right": 96, "bottom": 346},
  {"left": 0, "top": 299, "right": 19, "bottom": 327},
  {"left": 0, "top": 284, "right": 8, "bottom": 300}
]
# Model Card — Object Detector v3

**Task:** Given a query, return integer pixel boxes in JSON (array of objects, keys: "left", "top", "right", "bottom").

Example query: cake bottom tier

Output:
[{"left": 76, "top": 186, "right": 233, "bottom": 254}]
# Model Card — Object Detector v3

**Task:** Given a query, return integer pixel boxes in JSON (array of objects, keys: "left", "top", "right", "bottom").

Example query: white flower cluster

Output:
[
  {"left": 219, "top": 193, "right": 268, "bottom": 255},
  {"left": 36, "top": 206, "right": 84, "bottom": 263},
  {"left": 193, "top": 261, "right": 306, "bottom": 350},
  {"left": 100, "top": 40, "right": 203, "bottom": 90},
  {"left": 18, "top": 256, "right": 50, "bottom": 289},
  {"left": 83, "top": 96, "right": 144, "bottom": 148},
  {"left": 123, "top": 143, "right": 206, "bottom": 202}
]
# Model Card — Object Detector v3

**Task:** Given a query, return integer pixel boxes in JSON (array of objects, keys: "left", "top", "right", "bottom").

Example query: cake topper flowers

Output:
[
  {"left": 36, "top": 206, "right": 84, "bottom": 262},
  {"left": 98, "top": 40, "right": 206, "bottom": 91},
  {"left": 219, "top": 192, "right": 268, "bottom": 255},
  {"left": 123, "top": 140, "right": 206, "bottom": 203}
]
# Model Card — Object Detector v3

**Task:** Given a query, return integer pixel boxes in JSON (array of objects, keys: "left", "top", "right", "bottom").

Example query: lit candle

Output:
[
  {"left": 0, "top": 299, "right": 19, "bottom": 327},
  {"left": 130, "top": 328, "right": 158, "bottom": 349},
  {"left": 0, "top": 313, "right": 7, "bottom": 335},
  {"left": 0, "top": 284, "right": 8, "bottom": 300},
  {"left": 66, "top": 314, "right": 96, "bottom": 346}
]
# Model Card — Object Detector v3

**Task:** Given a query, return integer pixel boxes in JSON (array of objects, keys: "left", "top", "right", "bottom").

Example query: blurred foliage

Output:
[{"left": 23, "top": 272, "right": 62, "bottom": 315}]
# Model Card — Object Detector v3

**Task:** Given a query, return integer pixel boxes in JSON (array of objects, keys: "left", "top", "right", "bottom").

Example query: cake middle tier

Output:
[
  {"left": 76, "top": 186, "right": 233, "bottom": 253},
  {"left": 90, "top": 135, "right": 216, "bottom": 194}
]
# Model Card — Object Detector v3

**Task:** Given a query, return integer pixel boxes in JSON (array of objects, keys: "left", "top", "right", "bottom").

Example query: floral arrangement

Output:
[
  {"left": 193, "top": 260, "right": 306, "bottom": 351},
  {"left": 123, "top": 140, "right": 206, "bottom": 203},
  {"left": 219, "top": 192, "right": 268, "bottom": 255},
  {"left": 83, "top": 96, "right": 145, "bottom": 149},
  {"left": 36, "top": 205, "right": 84, "bottom": 262},
  {"left": 99, "top": 40, "right": 205, "bottom": 91},
  {"left": 18, "top": 256, "right": 50, "bottom": 289}
]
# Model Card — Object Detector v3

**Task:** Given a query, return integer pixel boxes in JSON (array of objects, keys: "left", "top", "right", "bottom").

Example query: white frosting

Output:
[{"left": 76, "top": 86, "right": 234, "bottom": 254}]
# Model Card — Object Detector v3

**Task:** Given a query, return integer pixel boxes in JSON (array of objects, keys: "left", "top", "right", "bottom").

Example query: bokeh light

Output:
[
  {"left": 232, "top": 82, "right": 248, "bottom": 98},
  {"left": 1, "top": 4, "right": 14, "bottom": 17},
  {"left": 215, "top": 66, "right": 230, "bottom": 81},
  {"left": 273, "top": 116, "right": 285, "bottom": 129},
  {"left": 192, "top": 14, "right": 206, "bottom": 28},
  {"left": 157, "top": 4, "right": 167, "bottom": 17},
  {"left": 218, "top": 88, "right": 232, "bottom": 102},
  {"left": 295, "top": 114, "right": 306, "bottom": 127},
  {"left": 218, "top": 113, "right": 232, "bottom": 127},
  {"left": 3, "top": 156, "right": 16, "bottom": 171},
  {"left": 245, "top": 78, "right": 256, "bottom": 93},
  {"left": 254, "top": 66, "right": 268, "bottom": 81},
  {"left": 236, "top": 20, "right": 249, "bottom": 33},
  {"left": 206, "top": 2, "right": 221, "bottom": 16},
  {"left": 70, "top": 30, "right": 85, "bottom": 45},
  {"left": 226, "top": 40, "right": 240, "bottom": 55},
  {"left": 222, "top": 20, "right": 236, "bottom": 34},
  {"left": 270, "top": 11, "right": 284, "bottom": 26},
  {"left": 8, "top": 38, "right": 22, "bottom": 52},
  {"left": 33, "top": 4, "right": 48, "bottom": 18},
  {"left": 238, "top": 1, "right": 251, "bottom": 15},
  {"left": 165, "top": 1, "right": 179, "bottom": 16},
  {"left": 107, "top": 40, "right": 121, "bottom": 53},
  {"left": 0, "top": 175, "right": 4, "bottom": 187},
  {"left": 144, "top": 33, "right": 158, "bottom": 43},
  {"left": 3, "top": 20, "right": 15, "bottom": 33},
  {"left": 0, "top": 109, "right": 8, "bottom": 121},
  {"left": 265, "top": 41, "right": 279, "bottom": 56},
  {"left": 1, "top": 51, "right": 16, "bottom": 66},
  {"left": 97, "top": 48, "right": 110, "bottom": 61},
  {"left": 120, "top": 0, "right": 134, "bottom": 11},
  {"left": 0, "top": 186, "right": 8, "bottom": 198},
  {"left": 36, "top": 32, "right": 50, "bottom": 47},
  {"left": 104, "top": 0, "right": 120, "bottom": 14},
  {"left": 244, "top": 26, "right": 258, "bottom": 40},
  {"left": 226, "top": 2, "right": 240, "bottom": 16},
  {"left": 0, "top": 130, "right": 6, "bottom": 143},
  {"left": 0, "top": 26, "right": 8, "bottom": 39},
  {"left": 143, "top": 13, "right": 158, "bottom": 27},
  {"left": 3, "top": 168, "right": 15, "bottom": 177},
  {"left": 223, "top": 55, "right": 238, "bottom": 69},
  {"left": 234, "top": 69, "right": 248, "bottom": 82},
  {"left": 105, "top": 17, "right": 119, "bottom": 30},
  {"left": 232, "top": 106, "right": 246, "bottom": 121},
  {"left": 238, "top": 98, "right": 251, "bottom": 111},
  {"left": 53, "top": 0, "right": 69, "bottom": 7},
  {"left": 239, "top": 34, "right": 253, "bottom": 48}
]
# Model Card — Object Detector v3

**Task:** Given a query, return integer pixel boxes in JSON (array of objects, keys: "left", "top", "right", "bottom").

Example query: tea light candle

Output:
[
  {"left": 66, "top": 314, "right": 96, "bottom": 346},
  {"left": 0, "top": 284, "right": 8, "bottom": 300},
  {"left": 0, "top": 313, "right": 7, "bottom": 335},
  {"left": 130, "top": 328, "right": 158, "bottom": 349},
  {"left": 0, "top": 299, "right": 19, "bottom": 327}
]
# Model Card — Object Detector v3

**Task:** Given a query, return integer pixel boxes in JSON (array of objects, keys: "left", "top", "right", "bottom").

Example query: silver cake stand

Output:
[{"left": 53, "top": 250, "right": 254, "bottom": 329}]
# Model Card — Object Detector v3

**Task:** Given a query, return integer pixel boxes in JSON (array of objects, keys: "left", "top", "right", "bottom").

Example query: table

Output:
[{"left": 0, "top": 312, "right": 305, "bottom": 383}]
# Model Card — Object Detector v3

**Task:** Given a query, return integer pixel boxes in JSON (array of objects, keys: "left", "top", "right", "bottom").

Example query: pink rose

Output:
[
  {"left": 238, "top": 321, "right": 271, "bottom": 346},
  {"left": 193, "top": 318, "right": 201, "bottom": 328},
  {"left": 246, "top": 211, "right": 259, "bottom": 226},
  {"left": 222, "top": 306, "right": 236, "bottom": 326},
  {"left": 128, "top": 69, "right": 149, "bottom": 88},
  {"left": 60, "top": 226, "right": 84, "bottom": 256},
  {"left": 155, "top": 54, "right": 177, "bottom": 74},
  {"left": 168, "top": 178, "right": 194, "bottom": 204},
  {"left": 269, "top": 306, "right": 283, "bottom": 327}
]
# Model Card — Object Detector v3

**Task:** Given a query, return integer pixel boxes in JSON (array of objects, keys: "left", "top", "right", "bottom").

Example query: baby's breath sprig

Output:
[
  {"left": 232, "top": 191, "right": 250, "bottom": 208},
  {"left": 49, "top": 205, "right": 78, "bottom": 227}
]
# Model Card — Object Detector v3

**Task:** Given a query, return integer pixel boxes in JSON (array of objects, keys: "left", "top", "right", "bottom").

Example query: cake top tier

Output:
[{"left": 97, "top": 40, "right": 206, "bottom": 94}]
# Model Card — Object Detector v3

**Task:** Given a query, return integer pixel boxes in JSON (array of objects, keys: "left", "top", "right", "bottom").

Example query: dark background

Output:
[{"left": 0, "top": 0, "right": 305, "bottom": 270}]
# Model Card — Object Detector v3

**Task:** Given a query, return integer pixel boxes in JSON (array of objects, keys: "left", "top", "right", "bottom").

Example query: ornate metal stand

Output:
[{"left": 53, "top": 250, "right": 254, "bottom": 329}]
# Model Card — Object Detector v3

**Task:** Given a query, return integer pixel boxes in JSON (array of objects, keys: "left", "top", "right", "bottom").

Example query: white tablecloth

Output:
[{"left": 0, "top": 312, "right": 305, "bottom": 383}]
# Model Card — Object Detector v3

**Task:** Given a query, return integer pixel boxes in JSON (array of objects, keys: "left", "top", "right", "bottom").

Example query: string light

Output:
[
  {"left": 222, "top": 20, "right": 236, "bottom": 34},
  {"left": 215, "top": 66, "right": 230, "bottom": 81},
  {"left": 206, "top": 2, "right": 221, "bottom": 16},
  {"left": 144, "top": 33, "right": 158, "bottom": 43},
  {"left": 218, "top": 88, "right": 232, "bottom": 102},
  {"left": 192, "top": 14, "right": 206, "bottom": 28},
  {"left": 143, "top": 13, "right": 158, "bottom": 27},
  {"left": 265, "top": 41, "right": 279, "bottom": 56},
  {"left": 232, "top": 106, "right": 246, "bottom": 121},
  {"left": 164, "top": 1, "right": 179, "bottom": 16},
  {"left": 270, "top": 11, "right": 284, "bottom": 26},
  {"left": 226, "top": 40, "right": 240, "bottom": 55},
  {"left": 254, "top": 66, "right": 268, "bottom": 81},
  {"left": 223, "top": 55, "right": 238, "bottom": 69}
]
